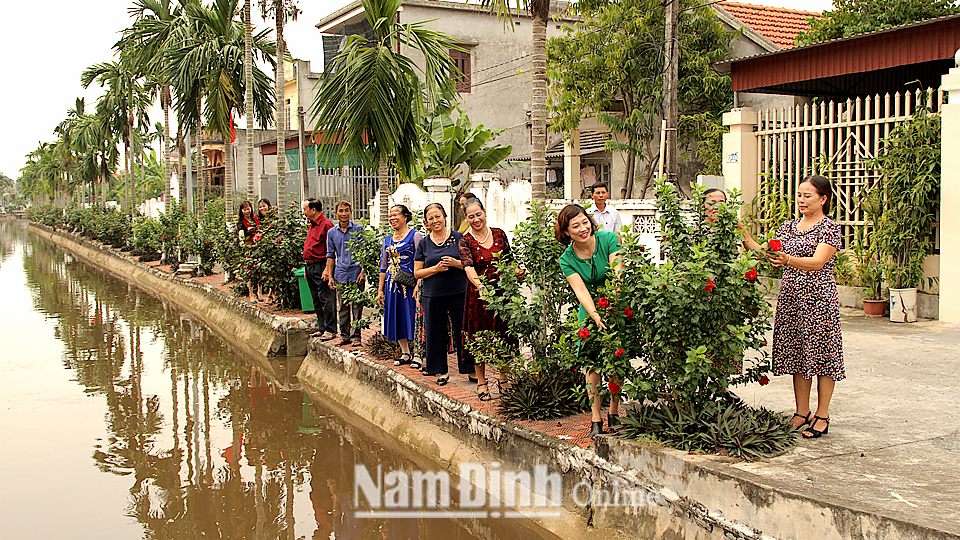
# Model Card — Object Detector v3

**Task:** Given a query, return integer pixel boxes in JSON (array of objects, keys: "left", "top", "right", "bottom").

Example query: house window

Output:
[{"left": 450, "top": 49, "right": 471, "bottom": 93}]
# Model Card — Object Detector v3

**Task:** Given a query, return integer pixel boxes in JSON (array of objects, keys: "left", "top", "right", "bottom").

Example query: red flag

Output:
[{"left": 230, "top": 113, "right": 236, "bottom": 143}]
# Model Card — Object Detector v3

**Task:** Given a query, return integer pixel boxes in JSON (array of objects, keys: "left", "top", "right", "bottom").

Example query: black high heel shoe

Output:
[
  {"left": 802, "top": 416, "right": 830, "bottom": 438},
  {"left": 791, "top": 411, "right": 812, "bottom": 429},
  {"left": 607, "top": 414, "right": 621, "bottom": 431},
  {"left": 590, "top": 420, "right": 605, "bottom": 438}
]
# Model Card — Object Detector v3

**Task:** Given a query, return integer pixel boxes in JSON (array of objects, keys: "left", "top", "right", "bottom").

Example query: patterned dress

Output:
[
  {"left": 459, "top": 228, "right": 515, "bottom": 366},
  {"left": 379, "top": 229, "right": 422, "bottom": 341},
  {"left": 772, "top": 217, "right": 845, "bottom": 381}
]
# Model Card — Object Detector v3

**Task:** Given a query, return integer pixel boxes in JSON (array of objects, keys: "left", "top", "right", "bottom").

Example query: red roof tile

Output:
[{"left": 718, "top": 1, "right": 821, "bottom": 49}]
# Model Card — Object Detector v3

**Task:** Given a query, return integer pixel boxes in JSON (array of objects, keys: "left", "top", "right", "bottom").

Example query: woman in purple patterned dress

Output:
[{"left": 752, "top": 175, "right": 844, "bottom": 439}]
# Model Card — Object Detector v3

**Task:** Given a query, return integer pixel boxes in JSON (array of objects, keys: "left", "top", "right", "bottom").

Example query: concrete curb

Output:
[{"left": 29, "top": 223, "right": 312, "bottom": 357}]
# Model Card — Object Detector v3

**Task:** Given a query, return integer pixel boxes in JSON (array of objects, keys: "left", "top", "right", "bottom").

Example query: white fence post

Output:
[
  {"left": 938, "top": 52, "right": 960, "bottom": 322},
  {"left": 722, "top": 107, "right": 759, "bottom": 207}
]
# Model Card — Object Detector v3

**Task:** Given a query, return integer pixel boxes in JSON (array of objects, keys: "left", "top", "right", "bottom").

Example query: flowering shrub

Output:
[
  {"left": 130, "top": 215, "right": 163, "bottom": 261},
  {"left": 602, "top": 180, "right": 773, "bottom": 407},
  {"left": 157, "top": 205, "right": 190, "bottom": 265},
  {"left": 243, "top": 203, "right": 308, "bottom": 309},
  {"left": 182, "top": 199, "right": 224, "bottom": 275}
]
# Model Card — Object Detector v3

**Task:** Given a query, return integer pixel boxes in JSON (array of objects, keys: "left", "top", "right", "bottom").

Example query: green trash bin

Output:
[{"left": 293, "top": 267, "right": 314, "bottom": 312}]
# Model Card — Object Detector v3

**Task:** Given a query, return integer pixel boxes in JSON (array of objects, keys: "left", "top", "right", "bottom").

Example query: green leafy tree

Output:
[
  {"left": 866, "top": 106, "right": 941, "bottom": 290},
  {"left": 309, "top": 0, "right": 460, "bottom": 223},
  {"left": 796, "top": 0, "right": 959, "bottom": 45},
  {"left": 482, "top": 202, "right": 577, "bottom": 365},
  {"left": 548, "top": 0, "right": 733, "bottom": 197}
]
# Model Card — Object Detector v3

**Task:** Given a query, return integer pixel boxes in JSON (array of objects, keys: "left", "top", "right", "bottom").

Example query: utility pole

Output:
[
  {"left": 662, "top": 0, "right": 679, "bottom": 187},
  {"left": 298, "top": 106, "right": 309, "bottom": 201}
]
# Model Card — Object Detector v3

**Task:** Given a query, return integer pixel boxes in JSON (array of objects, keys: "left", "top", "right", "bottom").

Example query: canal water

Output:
[{"left": 0, "top": 220, "right": 559, "bottom": 540}]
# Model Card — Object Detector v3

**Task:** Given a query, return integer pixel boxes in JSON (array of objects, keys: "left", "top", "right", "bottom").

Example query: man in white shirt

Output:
[{"left": 586, "top": 183, "right": 623, "bottom": 233}]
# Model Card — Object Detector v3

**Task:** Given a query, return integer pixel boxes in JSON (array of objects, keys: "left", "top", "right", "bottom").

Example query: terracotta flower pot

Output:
[{"left": 862, "top": 298, "right": 886, "bottom": 317}]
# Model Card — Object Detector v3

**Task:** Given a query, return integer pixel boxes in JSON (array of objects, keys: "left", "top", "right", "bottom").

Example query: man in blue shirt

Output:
[{"left": 325, "top": 201, "right": 366, "bottom": 346}]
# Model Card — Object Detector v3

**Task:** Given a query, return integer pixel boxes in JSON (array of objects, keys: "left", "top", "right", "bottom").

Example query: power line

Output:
[{"left": 463, "top": 0, "right": 724, "bottom": 91}]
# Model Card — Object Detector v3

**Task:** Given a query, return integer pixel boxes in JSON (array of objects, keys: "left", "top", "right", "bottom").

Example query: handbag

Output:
[{"left": 392, "top": 269, "right": 416, "bottom": 289}]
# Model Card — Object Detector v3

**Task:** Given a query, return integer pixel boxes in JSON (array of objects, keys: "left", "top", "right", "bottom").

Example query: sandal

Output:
[
  {"left": 410, "top": 357, "right": 422, "bottom": 369},
  {"left": 477, "top": 383, "right": 491, "bottom": 402},
  {"left": 394, "top": 353, "right": 412, "bottom": 367},
  {"left": 791, "top": 411, "right": 812, "bottom": 429},
  {"left": 802, "top": 415, "right": 830, "bottom": 438},
  {"left": 436, "top": 374, "right": 449, "bottom": 386}
]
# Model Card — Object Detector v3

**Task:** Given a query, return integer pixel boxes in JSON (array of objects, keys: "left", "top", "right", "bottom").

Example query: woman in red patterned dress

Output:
[{"left": 458, "top": 198, "right": 517, "bottom": 401}]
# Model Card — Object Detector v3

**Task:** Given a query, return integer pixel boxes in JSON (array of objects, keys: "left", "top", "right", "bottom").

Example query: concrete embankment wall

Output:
[
  {"left": 29, "top": 223, "right": 312, "bottom": 358},
  {"left": 33, "top": 222, "right": 957, "bottom": 540}
]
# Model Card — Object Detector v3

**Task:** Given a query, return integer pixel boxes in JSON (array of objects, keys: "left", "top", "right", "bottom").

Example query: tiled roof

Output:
[{"left": 718, "top": 1, "right": 821, "bottom": 49}]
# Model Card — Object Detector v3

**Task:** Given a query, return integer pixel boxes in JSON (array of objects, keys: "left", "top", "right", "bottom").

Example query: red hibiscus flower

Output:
[
  {"left": 745, "top": 268, "right": 758, "bottom": 281},
  {"left": 578, "top": 328, "right": 590, "bottom": 339},
  {"left": 768, "top": 239, "right": 782, "bottom": 251},
  {"left": 275, "top": 238, "right": 282, "bottom": 243},
  {"left": 614, "top": 348, "right": 625, "bottom": 357},
  {"left": 597, "top": 297, "right": 610, "bottom": 309},
  {"left": 704, "top": 278, "right": 715, "bottom": 292},
  {"left": 623, "top": 307, "right": 634, "bottom": 319},
  {"left": 759, "top": 375, "right": 770, "bottom": 386},
  {"left": 608, "top": 381, "right": 621, "bottom": 395}
]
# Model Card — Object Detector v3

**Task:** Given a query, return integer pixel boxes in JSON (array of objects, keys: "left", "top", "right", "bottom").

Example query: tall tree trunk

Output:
[
  {"left": 225, "top": 124, "right": 235, "bottom": 224},
  {"left": 197, "top": 125, "right": 205, "bottom": 218},
  {"left": 530, "top": 11, "right": 548, "bottom": 200},
  {"left": 275, "top": 12, "right": 287, "bottom": 209},
  {"left": 378, "top": 158, "right": 389, "bottom": 225},
  {"left": 163, "top": 86, "right": 173, "bottom": 214},
  {"left": 244, "top": 0, "right": 255, "bottom": 205},
  {"left": 225, "top": 138, "right": 235, "bottom": 224}
]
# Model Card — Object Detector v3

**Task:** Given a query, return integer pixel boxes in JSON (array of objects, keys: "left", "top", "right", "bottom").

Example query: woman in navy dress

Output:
[
  {"left": 414, "top": 203, "right": 466, "bottom": 385},
  {"left": 377, "top": 205, "right": 422, "bottom": 366}
]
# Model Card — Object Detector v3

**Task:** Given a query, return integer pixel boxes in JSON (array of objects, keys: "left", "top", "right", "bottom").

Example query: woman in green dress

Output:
[{"left": 556, "top": 204, "right": 623, "bottom": 438}]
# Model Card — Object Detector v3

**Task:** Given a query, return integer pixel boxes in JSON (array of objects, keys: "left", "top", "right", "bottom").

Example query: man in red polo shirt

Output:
[{"left": 302, "top": 198, "right": 337, "bottom": 339}]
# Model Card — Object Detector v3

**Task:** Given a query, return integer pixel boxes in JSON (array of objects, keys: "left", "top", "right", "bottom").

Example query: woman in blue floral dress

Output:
[{"left": 377, "top": 205, "right": 422, "bottom": 367}]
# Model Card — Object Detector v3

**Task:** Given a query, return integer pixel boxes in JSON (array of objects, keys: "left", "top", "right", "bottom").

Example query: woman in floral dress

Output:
[
  {"left": 751, "top": 175, "right": 843, "bottom": 439},
  {"left": 459, "top": 198, "right": 516, "bottom": 401}
]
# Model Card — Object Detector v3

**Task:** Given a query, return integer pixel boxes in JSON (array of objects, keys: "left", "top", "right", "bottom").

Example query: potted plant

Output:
[
  {"left": 853, "top": 193, "right": 885, "bottom": 317},
  {"left": 867, "top": 105, "right": 941, "bottom": 323},
  {"left": 854, "top": 244, "right": 886, "bottom": 317}
]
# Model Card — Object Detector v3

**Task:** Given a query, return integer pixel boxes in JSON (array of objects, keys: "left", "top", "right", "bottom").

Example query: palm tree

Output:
[
  {"left": 166, "top": 0, "right": 276, "bottom": 223},
  {"left": 118, "top": 0, "right": 189, "bottom": 214},
  {"left": 244, "top": 0, "right": 254, "bottom": 204},
  {"left": 480, "top": 0, "right": 549, "bottom": 200},
  {"left": 309, "top": 0, "right": 459, "bottom": 223},
  {"left": 259, "top": 0, "right": 299, "bottom": 209},
  {"left": 81, "top": 60, "right": 151, "bottom": 214}
]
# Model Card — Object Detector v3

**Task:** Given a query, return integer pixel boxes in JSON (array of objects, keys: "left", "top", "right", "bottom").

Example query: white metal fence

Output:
[{"left": 755, "top": 89, "right": 945, "bottom": 249}]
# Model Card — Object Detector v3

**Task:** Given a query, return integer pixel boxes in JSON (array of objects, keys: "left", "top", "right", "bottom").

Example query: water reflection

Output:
[{"left": 3, "top": 223, "right": 556, "bottom": 540}]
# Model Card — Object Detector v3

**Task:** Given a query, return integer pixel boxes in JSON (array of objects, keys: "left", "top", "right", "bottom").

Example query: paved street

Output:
[{"left": 732, "top": 308, "right": 960, "bottom": 535}]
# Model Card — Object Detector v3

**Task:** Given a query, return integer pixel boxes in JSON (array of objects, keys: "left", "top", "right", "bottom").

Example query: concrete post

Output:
[
  {"left": 722, "top": 107, "right": 759, "bottom": 205},
  {"left": 937, "top": 53, "right": 960, "bottom": 323},
  {"left": 563, "top": 129, "right": 581, "bottom": 200},
  {"left": 423, "top": 176, "right": 454, "bottom": 230}
]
